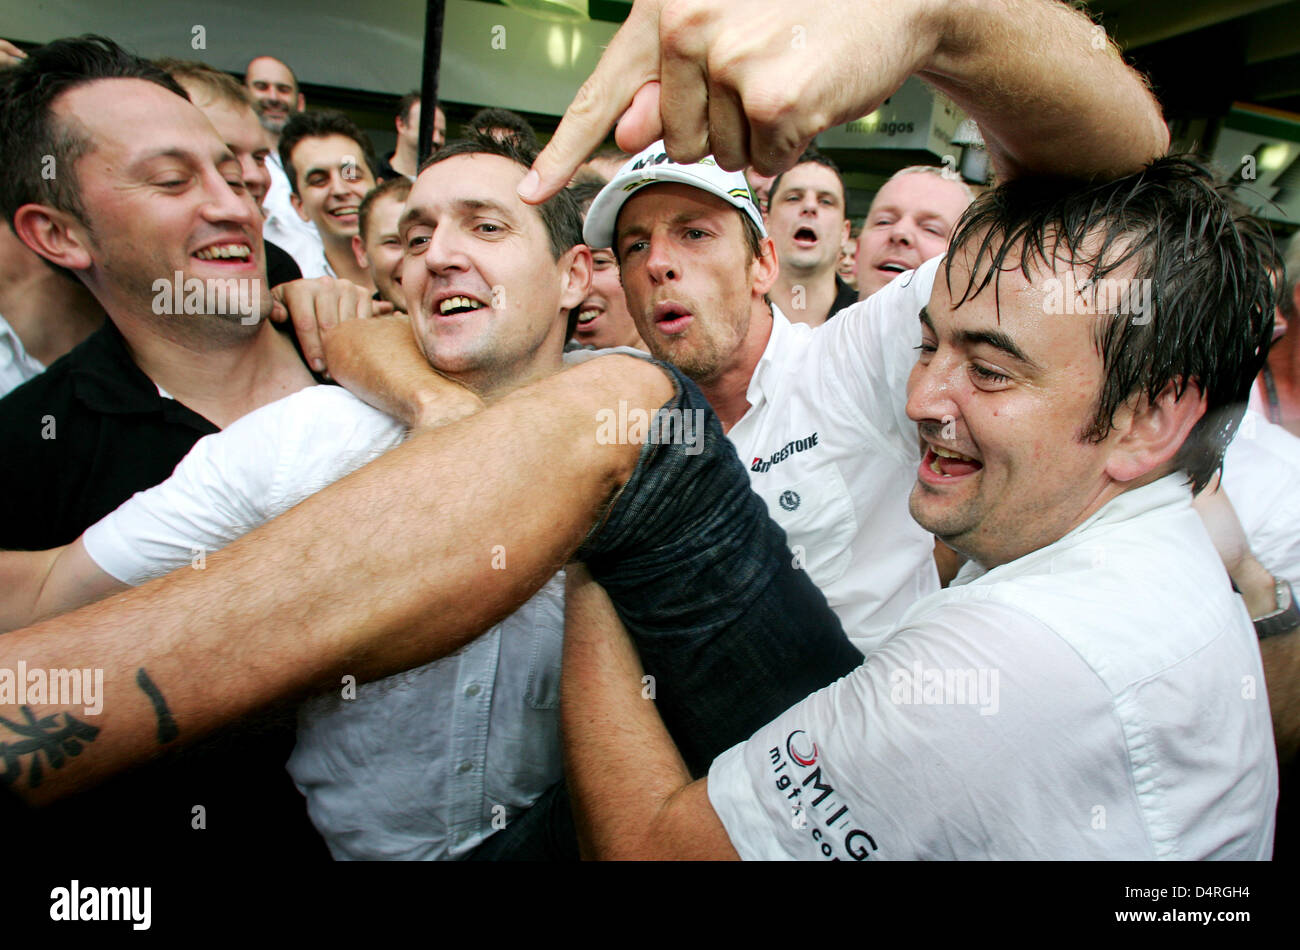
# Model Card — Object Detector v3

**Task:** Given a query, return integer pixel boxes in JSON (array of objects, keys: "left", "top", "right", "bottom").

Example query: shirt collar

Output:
[
  {"left": 953, "top": 474, "right": 1193, "bottom": 587},
  {"left": 745, "top": 303, "right": 797, "bottom": 408}
]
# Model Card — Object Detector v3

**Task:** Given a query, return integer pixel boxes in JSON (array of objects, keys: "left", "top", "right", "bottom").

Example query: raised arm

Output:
[
  {"left": 0, "top": 356, "right": 672, "bottom": 804},
  {"left": 522, "top": 0, "right": 1168, "bottom": 200}
]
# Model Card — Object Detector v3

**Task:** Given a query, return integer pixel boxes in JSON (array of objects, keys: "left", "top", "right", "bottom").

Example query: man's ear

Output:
[
  {"left": 12, "top": 203, "right": 93, "bottom": 273},
  {"left": 751, "top": 235, "right": 779, "bottom": 297},
  {"left": 558, "top": 244, "right": 593, "bottom": 310},
  {"left": 351, "top": 234, "right": 369, "bottom": 271},
  {"left": 297, "top": 92, "right": 306, "bottom": 112},
  {"left": 1104, "top": 378, "right": 1207, "bottom": 483},
  {"left": 290, "top": 191, "right": 309, "bottom": 223},
  {"left": 839, "top": 218, "right": 851, "bottom": 246}
]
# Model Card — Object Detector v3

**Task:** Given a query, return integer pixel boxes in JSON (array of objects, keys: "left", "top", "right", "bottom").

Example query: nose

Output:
[
  {"left": 420, "top": 223, "right": 469, "bottom": 277},
  {"left": 643, "top": 233, "right": 678, "bottom": 285},
  {"left": 202, "top": 168, "right": 259, "bottom": 228},
  {"left": 905, "top": 349, "right": 961, "bottom": 429},
  {"left": 888, "top": 217, "right": 915, "bottom": 247}
]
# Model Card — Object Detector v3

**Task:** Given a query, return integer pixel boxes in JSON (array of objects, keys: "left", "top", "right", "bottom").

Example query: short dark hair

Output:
[
  {"left": 422, "top": 132, "right": 584, "bottom": 338},
  {"left": 0, "top": 35, "right": 189, "bottom": 229},
  {"left": 769, "top": 147, "right": 846, "bottom": 212},
  {"left": 358, "top": 177, "right": 412, "bottom": 243},
  {"left": 278, "top": 110, "right": 379, "bottom": 194},
  {"left": 946, "top": 155, "right": 1279, "bottom": 493},
  {"left": 397, "top": 90, "right": 420, "bottom": 125},
  {"left": 467, "top": 107, "right": 540, "bottom": 151},
  {"left": 567, "top": 174, "right": 608, "bottom": 217}
]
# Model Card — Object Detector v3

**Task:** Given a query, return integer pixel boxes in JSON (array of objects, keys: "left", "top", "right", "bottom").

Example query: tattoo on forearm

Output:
[
  {"left": 136, "top": 668, "right": 178, "bottom": 745},
  {"left": 0, "top": 706, "right": 101, "bottom": 789}
]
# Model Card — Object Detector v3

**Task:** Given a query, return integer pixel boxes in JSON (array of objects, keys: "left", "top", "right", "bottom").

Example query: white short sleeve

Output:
[
  {"left": 1222, "top": 411, "right": 1300, "bottom": 590},
  {"left": 707, "top": 599, "right": 1153, "bottom": 860},
  {"left": 83, "top": 386, "right": 405, "bottom": 585},
  {"left": 806, "top": 258, "right": 941, "bottom": 459}
]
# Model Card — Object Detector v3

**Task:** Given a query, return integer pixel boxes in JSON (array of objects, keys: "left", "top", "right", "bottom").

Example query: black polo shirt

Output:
[
  {"left": 0, "top": 320, "right": 220, "bottom": 551},
  {"left": 0, "top": 318, "right": 329, "bottom": 860},
  {"left": 825, "top": 275, "right": 859, "bottom": 322}
]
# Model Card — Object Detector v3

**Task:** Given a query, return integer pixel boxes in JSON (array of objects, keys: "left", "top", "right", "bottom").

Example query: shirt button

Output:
[
  {"left": 465, "top": 684, "right": 481, "bottom": 697},
  {"left": 457, "top": 760, "right": 473, "bottom": 774}
]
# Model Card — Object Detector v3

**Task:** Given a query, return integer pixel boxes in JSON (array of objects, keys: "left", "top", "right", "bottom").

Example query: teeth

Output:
[
  {"left": 933, "top": 446, "right": 974, "bottom": 461},
  {"left": 879, "top": 263, "right": 905, "bottom": 273},
  {"left": 439, "top": 295, "right": 484, "bottom": 315},
  {"left": 578, "top": 310, "right": 600, "bottom": 324},
  {"left": 330, "top": 208, "right": 359, "bottom": 217},
  {"left": 930, "top": 457, "right": 943, "bottom": 476},
  {"left": 194, "top": 244, "right": 251, "bottom": 260}
]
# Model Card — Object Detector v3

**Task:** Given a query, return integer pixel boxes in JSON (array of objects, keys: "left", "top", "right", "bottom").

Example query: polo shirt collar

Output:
[
  {"left": 68, "top": 320, "right": 215, "bottom": 429},
  {"left": 954, "top": 473, "right": 1192, "bottom": 587},
  {"left": 745, "top": 303, "right": 797, "bottom": 410}
]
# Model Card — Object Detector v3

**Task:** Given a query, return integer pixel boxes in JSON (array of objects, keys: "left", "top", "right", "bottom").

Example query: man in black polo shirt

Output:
[{"left": 0, "top": 36, "right": 327, "bottom": 859}]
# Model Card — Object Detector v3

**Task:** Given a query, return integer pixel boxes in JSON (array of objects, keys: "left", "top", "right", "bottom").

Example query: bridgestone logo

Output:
[{"left": 751, "top": 432, "right": 819, "bottom": 473}]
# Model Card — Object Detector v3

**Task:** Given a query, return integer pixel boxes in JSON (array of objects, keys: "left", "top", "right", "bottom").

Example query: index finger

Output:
[{"left": 519, "top": 0, "right": 663, "bottom": 203}]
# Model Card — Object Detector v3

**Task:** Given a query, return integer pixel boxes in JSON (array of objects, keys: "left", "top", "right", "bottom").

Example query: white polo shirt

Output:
[
  {"left": 727, "top": 274, "right": 941, "bottom": 654},
  {"left": 82, "top": 385, "right": 565, "bottom": 860},
  {"left": 707, "top": 475, "right": 1278, "bottom": 860}
]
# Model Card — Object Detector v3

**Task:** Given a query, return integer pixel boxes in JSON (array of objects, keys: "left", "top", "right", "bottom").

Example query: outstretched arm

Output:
[
  {"left": 0, "top": 356, "right": 672, "bottom": 804},
  {"left": 522, "top": 0, "right": 1168, "bottom": 200}
]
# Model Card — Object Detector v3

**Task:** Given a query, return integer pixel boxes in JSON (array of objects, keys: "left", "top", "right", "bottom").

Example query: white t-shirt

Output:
[
  {"left": 1222, "top": 409, "right": 1300, "bottom": 591},
  {"left": 708, "top": 475, "right": 1277, "bottom": 860},
  {"left": 83, "top": 385, "right": 566, "bottom": 860},
  {"left": 727, "top": 272, "right": 941, "bottom": 654}
]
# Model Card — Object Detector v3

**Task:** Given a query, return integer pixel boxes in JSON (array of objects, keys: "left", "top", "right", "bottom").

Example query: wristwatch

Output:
[{"left": 1254, "top": 578, "right": 1300, "bottom": 640}]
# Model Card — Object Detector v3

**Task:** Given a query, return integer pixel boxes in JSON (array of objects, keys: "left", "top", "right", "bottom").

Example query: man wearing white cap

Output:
[{"left": 585, "top": 145, "right": 939, "bottom": 653}]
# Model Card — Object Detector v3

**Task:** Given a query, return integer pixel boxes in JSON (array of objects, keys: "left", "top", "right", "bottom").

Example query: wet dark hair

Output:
[
  {"left": 945, "top": 155, "right": 1279, "bottom": 492},
  {"left": 421, "top": 132, "right": 584, "bottom": 339},
  {"left": 0, "top": 35, "right": 189, "bottom": 229},
  {"left": 279, "top": 109, "right": 379, "bottom": 194},
  {"left": 467, "top": 107, "right": 540, "bottom": 151}
]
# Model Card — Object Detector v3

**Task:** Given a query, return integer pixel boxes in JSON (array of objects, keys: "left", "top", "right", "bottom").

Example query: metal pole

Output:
[{"left": 419, "top": 0, "right": 447, "bottom": 166}]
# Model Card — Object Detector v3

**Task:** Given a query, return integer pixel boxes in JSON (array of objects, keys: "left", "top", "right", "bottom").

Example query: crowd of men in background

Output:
[{"left": 0, "top": 0, "right": 1298, "bottom": 865}]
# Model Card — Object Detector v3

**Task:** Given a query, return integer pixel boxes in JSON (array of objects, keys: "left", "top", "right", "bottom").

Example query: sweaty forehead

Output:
[
  {"left": 616, "top": 182, "right": 739, "bottom": 237},
  {"left": 871, "top": 175, "right": 969, "bottom": 221}
]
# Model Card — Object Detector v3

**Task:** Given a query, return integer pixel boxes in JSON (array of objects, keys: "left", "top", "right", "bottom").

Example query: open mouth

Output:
[
  {"left": 875, "top": 261, "right": 909, "bottom": 276},
  {"left": 193, "top": 242, "right": 253, "bottom": 263},
  {"left": 328, "top": 206, "right": 359, "bottom": 221},
  {"left": 577, "top": 307, "right": 602, "bottom": 326},
  {"left": 921, "top": 444, "right": 983, "bottom": 479},
  {"left": 793, "top": 226, "right": 818, "bottom": 248},
  {"left": 653, "top": 302, "right": 693, "bottom": 335},
  {"left": 437, "top": 294, "right": 487, "bottom": 317}
]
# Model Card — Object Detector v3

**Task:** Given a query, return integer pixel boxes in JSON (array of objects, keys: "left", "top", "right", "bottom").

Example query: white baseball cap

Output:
[{"left": 583, "top": 141, "right": 767, "bottom": 249}]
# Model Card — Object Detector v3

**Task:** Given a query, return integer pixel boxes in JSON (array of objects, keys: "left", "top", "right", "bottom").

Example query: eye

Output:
[
  {"left": 970, "top": 363, "right": 1010, "bottom": 386},
  {"left": 685, "top": 228, "right": 708, "bottom": 240},
  {"left": 913, "top": 340, "right": 937, "bottom": 361},
  {"left": 406, "top": 234, "right": 429, "bottom": 251},
  {"left": 623, "top": 239, "right": 648, "bottom": 256},
  {"left": 475, "top": 222, "right": 502, "bottom": 234},
  {"left": 924, "top": 225, "right": 945, "bottom": 236}
]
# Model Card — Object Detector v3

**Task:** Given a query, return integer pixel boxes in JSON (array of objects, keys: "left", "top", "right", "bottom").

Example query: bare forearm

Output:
[
  {"left": 0, "top": 549, "right": 57, "bottom": 632},
  {"left": 562, "top": 567, "right": 737, "bottom": 859},
  {"left": 919, "top": 0, "right": 1168, "bottom": 180},
  {"left": 1, "top": 356, "right": 672, "bottom": 804},
  {"left": 1263, "top": 630, "right": 1300, "bottom": 764}
]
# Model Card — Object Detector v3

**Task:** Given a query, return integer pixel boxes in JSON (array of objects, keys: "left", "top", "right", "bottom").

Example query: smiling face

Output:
[
  {"left": 905, "top": 239, "right": 1169, "bottom": 568},
  {"left": 244, "top": 57, "right": 301, "bottom": 135},
  {"left": 574, "top": 247, "right": 644, "bottom": 349},
  {"left": 615, "top": 183, "right": 775, "bottom": 383},
  {"left": 354, "top": 192, "right": 408, "bottom": 309},
  {"left": 399, "top": 152, "right": 586, "bottom": 394},
  {"left": 54, "top": 79, "right": 267, "bottom": 328},
  {"left": 289, "top": 134, "right": 376, "bottom": 243},
  {"left": 857, "top": 173, "right": 971, "bottom": 298},
  {"left": 767, "top": 162, "right": 849, "bottom": 276}
]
